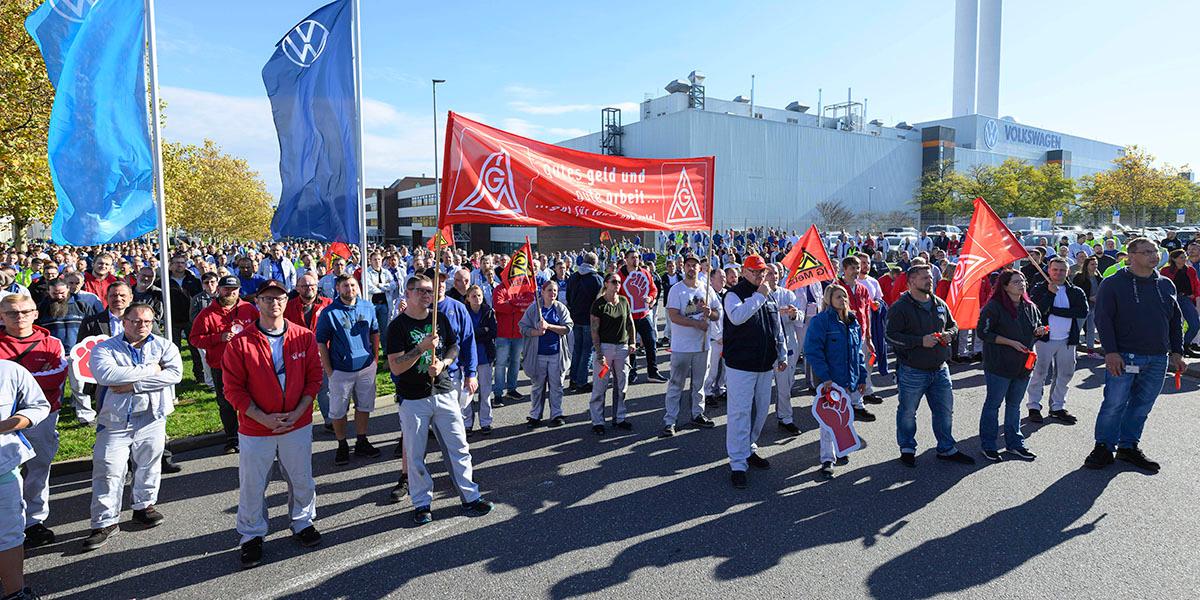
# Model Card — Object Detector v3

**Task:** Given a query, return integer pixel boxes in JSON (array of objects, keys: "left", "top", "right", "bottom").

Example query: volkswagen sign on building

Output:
[{"left": 983, "top": 119, "right": 999, "bottom": 150}]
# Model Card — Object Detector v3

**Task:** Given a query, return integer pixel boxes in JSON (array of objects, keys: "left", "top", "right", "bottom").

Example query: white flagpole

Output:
[
  {"left": 351, "top": 0, "right": 369, "bottom": 291},
  {"left": 144, "top": 0, "right": 173, "bottom": 342}
]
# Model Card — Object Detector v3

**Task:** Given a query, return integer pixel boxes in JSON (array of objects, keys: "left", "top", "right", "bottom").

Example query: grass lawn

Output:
[{"left": 54, "top": 340, "right": 396, "bottom": 462}]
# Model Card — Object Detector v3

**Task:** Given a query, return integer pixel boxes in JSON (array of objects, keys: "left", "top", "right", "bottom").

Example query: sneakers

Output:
[
  {"left": 899, "top": 453, "right": 916, "bottom": 468},
  {"left": 853, "top": 407, "right": 877, "bottom": 422},
  {"left": 479, "top": 425, "right": 493, "bottom": 435},
  {"left": 223, "top": 442, "right": 239, "bottom": 455},
  {"left": 240, "top": 536, "right": 263, "bottom": 569},
  {"left": 462, "top": 498, "right": 494, "bottom": 517},
  {"left": 747, "top": 453, "right": 770, "bottom": 470},
  {"left": 388, "top": 478, "right": 409, "bottom": 504},
  {"left": 862, "top": 394, "right": 884, "bottom": 405},
  {"left": 692, "top": 415, "right": 716, "bottom": 429},
  {"left": 592, "top": 425, "right": 606, "bottom": 435},
  {"left": 819, "top": 461, "right": 835, "bottom": 477},
  {"left": 1116, "top": 445, "right": 1161, "bottom": 473},
  {"left": 293, "top": 525, "right": 322, "bottom": 547},
  {"left": 334, "top": 444, "right": 350, "bottom": 466},
  {"left": 1084, "top": 443, "right": 1115, "bottom": 469},
  {"left": 413, "top": 506, "right": 433, "bottom": 525},
  {"left": 980, "top": 449, "right": 1003, "bottom": 462},
  {"left": 937, "top": 451, "right": 976, "bottom": 465},
  {"left": 1048, "top": 409, "right": 1078, "bottom": 425},
  {"left": 777, "top": 421, "right": 800, "bottom": 435},
  {"left": 731, "top": 470, "right": 748, "bottom": 489},
  {"left": 647, "top": 373, "right": 669, "bottom": 383},
  {"left": 504, "top": 389, "right": 523, "bottom": 401},
  {"left": 526, "top": 417, "right": 541, "bottom": 429},
  {"left": 132, "top": 505, "right": 164, "bottom": 527},
  {"left": 82, "top": 524, "right": 118, "bottom": 551},
  {"left": 658, "top": 425, "right": 675, "bottom": 438},
  {"left": 1027, "top": 409, "right": 1043, "bottom": 423},
  {"left": 491, "top": 395, "right": 506, "bottom": 408},
  {"left": 614, "top": 420, "right": 633, "bottom": 431},
  {"left": 1007, "top": 447, "right": 1037, "bottom": 461},
  {"left": 161, "top": 456, "right": 183, "bottom": 474},
  {"left": 354, "top": 438, "right": 381, "bottom": 458},
  {"left": 547, "top": 416, "right": 566, "bottom": 428},
  {"left": 23, "top": 523, "right": 55, "bottom": 548}
]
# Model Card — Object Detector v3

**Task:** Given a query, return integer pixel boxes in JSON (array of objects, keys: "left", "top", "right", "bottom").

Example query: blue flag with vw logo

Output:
[
  {"left": 25, "top": 0, "right": 158, "bottom": 246},
  {"left": 264, "top": 0, "right": 360, "bottom": 244}
]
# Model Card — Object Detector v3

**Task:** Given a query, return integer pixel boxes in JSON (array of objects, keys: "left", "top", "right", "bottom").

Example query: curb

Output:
[{"left": 49, "top": 393, "right": 398, "bottom": 479}]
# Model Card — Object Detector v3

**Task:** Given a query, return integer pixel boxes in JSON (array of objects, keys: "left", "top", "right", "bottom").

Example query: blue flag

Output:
[
  {"left": 26, "top": 0, "right": 157, "bottom": 246},
  {"left": 263, "top": 0, "right": 360, "bottom": 244}
]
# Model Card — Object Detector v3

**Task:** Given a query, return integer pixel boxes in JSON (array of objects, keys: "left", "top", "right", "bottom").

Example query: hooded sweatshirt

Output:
[
  {"left": 0, "top": 325, "right": 67, "bottom": 412},
  {"left": 1095, "top": 268, "right": 1183, "bottom": 356}
]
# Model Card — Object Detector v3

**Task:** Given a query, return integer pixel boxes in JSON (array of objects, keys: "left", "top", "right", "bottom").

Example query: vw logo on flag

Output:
[
  {"left": 282, "top": 19, "right": 330, "bottom": 67},
  {"left": 49, "top": 0, "right": 99, "bottom": 23},
  {"left": 983, "top": 119, "right": 999, "bottom": 150}
]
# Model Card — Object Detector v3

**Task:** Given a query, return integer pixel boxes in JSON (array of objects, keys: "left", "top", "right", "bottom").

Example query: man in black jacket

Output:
[
  {"left": 566, "top": 252, "right": 603, "bottom": 393},
  {"left": 722, "top": 255, "right": 787, "bottom": 489},
  {"left": 1025, "top": 257, "right": 1089, "bottom": 425},
  {"left": 885, "top": 265, "right": 974, "bottom": 467}
]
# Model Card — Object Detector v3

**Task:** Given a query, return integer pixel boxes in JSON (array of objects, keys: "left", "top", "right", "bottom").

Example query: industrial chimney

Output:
[{"left": 951, "top": 0, "right": 1002, "bottom": 117}]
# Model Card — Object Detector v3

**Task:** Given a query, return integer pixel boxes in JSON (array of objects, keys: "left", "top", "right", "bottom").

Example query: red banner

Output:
[
  {"left": 439, "top": 112, "right": 714, "bottom": 231},
  {"left": 781, "top": 224, "right": 836, "bottom": 290},
  {"left": 948, "top": 197, "right": 1029, "bottom": 329}
]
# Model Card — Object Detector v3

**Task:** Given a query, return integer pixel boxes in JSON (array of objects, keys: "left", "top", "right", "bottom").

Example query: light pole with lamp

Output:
[{"left": 867, "top": 186, "right": 877, "bottom": 229}]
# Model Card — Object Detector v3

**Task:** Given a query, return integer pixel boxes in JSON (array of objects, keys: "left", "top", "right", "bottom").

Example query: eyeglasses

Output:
[
  {"left": 258, "top": 296, "right": 288, "bottom": 304},
  {"left": 2, "top": 309, "right": 36, "bottom": 318},
  {"left": 123, "top": 319, "right": 155, "bottom": 326},
  {"left": 411, "top": 287, "right": 434, "bottom": 295}
]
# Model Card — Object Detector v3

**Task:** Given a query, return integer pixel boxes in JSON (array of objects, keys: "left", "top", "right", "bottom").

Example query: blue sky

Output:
[{"left": 152, "top": 0, "right": 1200, "bottom": 196}]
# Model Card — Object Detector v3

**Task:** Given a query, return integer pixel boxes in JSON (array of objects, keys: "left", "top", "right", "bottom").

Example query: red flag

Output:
[
  {"left": 500, "top": 237, "right": 537, "bottom": 297},
  {"left": 322, "top": 242, "right": 353, "bottom": 271},
  {"left": 599, "top": 230, "right": 612, "bottom": 242},
  {"left": 426, "top": 225, "right": 453, "bottom": 251},
  {"left": 439, "top": 112, "right": 714, "bottom": 231},
  {"left": 781, "top": 225, "right": 836, "bottom": 290},
  {"left": 948, "top": 197, "right": 1029, "bottom": 328}
]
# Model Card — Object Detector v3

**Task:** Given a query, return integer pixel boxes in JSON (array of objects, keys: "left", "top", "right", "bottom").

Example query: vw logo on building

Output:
[
  {"left": 282, "top": 19, "right": 330, "bottom": 68},
  {"left": 983, "top": 119, "right": 999, "bottom": 150}
]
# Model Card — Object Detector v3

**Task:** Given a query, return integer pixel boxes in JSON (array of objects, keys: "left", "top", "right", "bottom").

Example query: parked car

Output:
[{"left": 925, "top": 225, "right": 962, "bottom": 237}]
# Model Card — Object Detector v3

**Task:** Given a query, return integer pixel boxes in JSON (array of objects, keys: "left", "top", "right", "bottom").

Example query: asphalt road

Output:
[{"left": 24, "top": 353, "right": 1200, "bottom": 599}]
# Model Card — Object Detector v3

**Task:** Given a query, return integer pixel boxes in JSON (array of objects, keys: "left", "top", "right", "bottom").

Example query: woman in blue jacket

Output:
[
  {"left": 464, "top": 285, "right": 499, "bottom": 434},
  {"left": 803, "top": 283, "right": 869, "bottom": 478}
]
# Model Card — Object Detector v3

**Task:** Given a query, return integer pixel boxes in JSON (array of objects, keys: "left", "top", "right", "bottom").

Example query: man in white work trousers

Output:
[
  {"left": 386, "top": 274, "right": 493, "bottom": 525},
  {"left": 221, "top": 280, "right": 325, "bottom": 569},
  {"left": 659, "top": 254, "right": 720, "bottom": 438},
  {"left": 83, "top": 303, "right": 183, "bottom": 551},
  {"left": 723, "top": 255, "right": 788, "bottom": 489}
]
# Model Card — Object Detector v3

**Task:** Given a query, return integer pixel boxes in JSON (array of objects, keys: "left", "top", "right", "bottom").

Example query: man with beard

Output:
[
  {"left": 191, "top": 276, "right": 259, "bottom": 453},
  {"left": 36, "top": 279, "right": 96, "bottom": 359},
  {"left": 885, "top": 265, "right": 974, "bottom": 467},
  {"left": 132, "top": 267, "right": 165, "bottom": 330},
  {"left": 315, "top": 275, "right": 382, "bottom": 466},
  {"left": 284, "top": 272, "right": 333, "bottom": 424},
  {"left": 27, "top": 260, "right": 59, "bottom": 305}
]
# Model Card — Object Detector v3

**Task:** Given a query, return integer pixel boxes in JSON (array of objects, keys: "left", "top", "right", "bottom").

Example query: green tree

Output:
[
  {"left": 1077, "top": 146, "right": 1171, "bottom": 227},
  {"left": 913, "top": 159, "right": 972, "bottom": 221},
  {"left": 0, "top": 0, "right": 55, "bottom": 246},
  {"left": 162, "top": 139, "right": 274, "bottom": 241}
]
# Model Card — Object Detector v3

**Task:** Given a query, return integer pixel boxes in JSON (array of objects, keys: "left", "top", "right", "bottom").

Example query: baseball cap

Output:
[
  {"left": 218, "top": 275, "right": 240, "bottom": 289},
  {"left": 682, "top": 254, "right": 700, "bottom": 264},
  {"left": 257, "top": 279, "right": 287, "bottom": 295},
  {"left": 742, "top": 254, "right": 768, "bottom": 271}
]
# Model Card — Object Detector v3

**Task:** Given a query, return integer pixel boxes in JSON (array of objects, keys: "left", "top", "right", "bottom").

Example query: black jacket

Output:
[
  {"left": 722, "top": 279, "right": 786, "bottom": 373},
  {"left": 1028, "top": 280, "right": 1088, "bottom": 346},
  {"left": 470, "top": 303, "right": 498, "bottom": 364},
  {"left": 885, "top": 292, "right": 958, "bottom": 371},
  {"left": 977, "top": 297, "right": 1042, "bottom": 379},
  {"left": 566, "top": 267, "right": 603, "bottom": 324}
]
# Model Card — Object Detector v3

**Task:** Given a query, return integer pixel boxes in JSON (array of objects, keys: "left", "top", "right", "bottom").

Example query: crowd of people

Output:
[{"left": 0, "top": 224, "right": 1191, "bottom": 596}]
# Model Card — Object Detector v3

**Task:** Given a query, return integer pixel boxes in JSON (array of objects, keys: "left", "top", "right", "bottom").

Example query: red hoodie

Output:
[
  {"left": 283, "top": 295, "right": 332, "bottom": 330},
  {"left": 84, "top": 271, "right": 117, "bottom": 300},
  {"left": 0, "top": 325, "right": 67, "bottom": 412},
  {"left": 191, "top": 299, "right": 259, "bottom": 369},
  {"left": 221, "top": 322, "right": 322, "bottom": 437},
  {"left": 493, "top": 285, "right": 534, "bottom": 339}
]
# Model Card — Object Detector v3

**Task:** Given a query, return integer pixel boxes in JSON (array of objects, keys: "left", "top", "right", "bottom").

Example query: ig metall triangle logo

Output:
[
  {"left": 666, "top": 167, "right": 703, "bottom": 225},
  {"left": 454, "top": 149, "right": 525, "bottom": 218}
]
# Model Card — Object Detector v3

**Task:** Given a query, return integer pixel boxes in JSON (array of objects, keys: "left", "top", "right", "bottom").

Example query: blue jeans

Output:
[
  {"left": 1179, "top": 296, "right": 1199, "bottom": 346},
  {"left": 494, "top": 337, "right": 523, "bottom": 396},
  {"left": 895, "top": 363, "right": 958, "bottom": 455},
  {"left": 315, "top": 377, "right": 330, "bottom": 421},
  {"left": 570, "top": 324, "right": 593, "bottom": 387},
  {"left": 1096, "top": 353, "right": 1167, "bottom": 450},
  {"left": 374, "top": 302, "right": 390, "bottom": 353},
  {"left": 980, "top": 372, "right": 1029, "bottom": 452}
]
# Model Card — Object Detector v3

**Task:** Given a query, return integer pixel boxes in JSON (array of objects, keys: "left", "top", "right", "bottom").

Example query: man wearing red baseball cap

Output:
[{"left": 722, "top": 254, "right": 788, "bottom": 489}]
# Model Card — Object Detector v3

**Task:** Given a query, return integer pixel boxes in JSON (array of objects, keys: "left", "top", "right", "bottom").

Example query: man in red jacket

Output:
[
  {"left": 191, "top": 275, "right": 259, "bottom": 453},
  {"left": 283, "top": 272, "right": 333, "bottom": 424},
  {"left": 222, "top": 280, "right": 323, "bottom": 569},
  {"left": 619, "top": 249, "right": 666, "bottom": 382},
  {"left": 83, "top": 253, "right": 118, "bottom": 300},
  {"left": 0, "top": 294, "right": 68, "bottom": 549}
]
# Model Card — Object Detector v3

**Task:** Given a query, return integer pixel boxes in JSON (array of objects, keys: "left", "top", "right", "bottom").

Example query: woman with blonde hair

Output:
[{"left": 802, "top": 283, "right": 869, "bottom": 478}]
